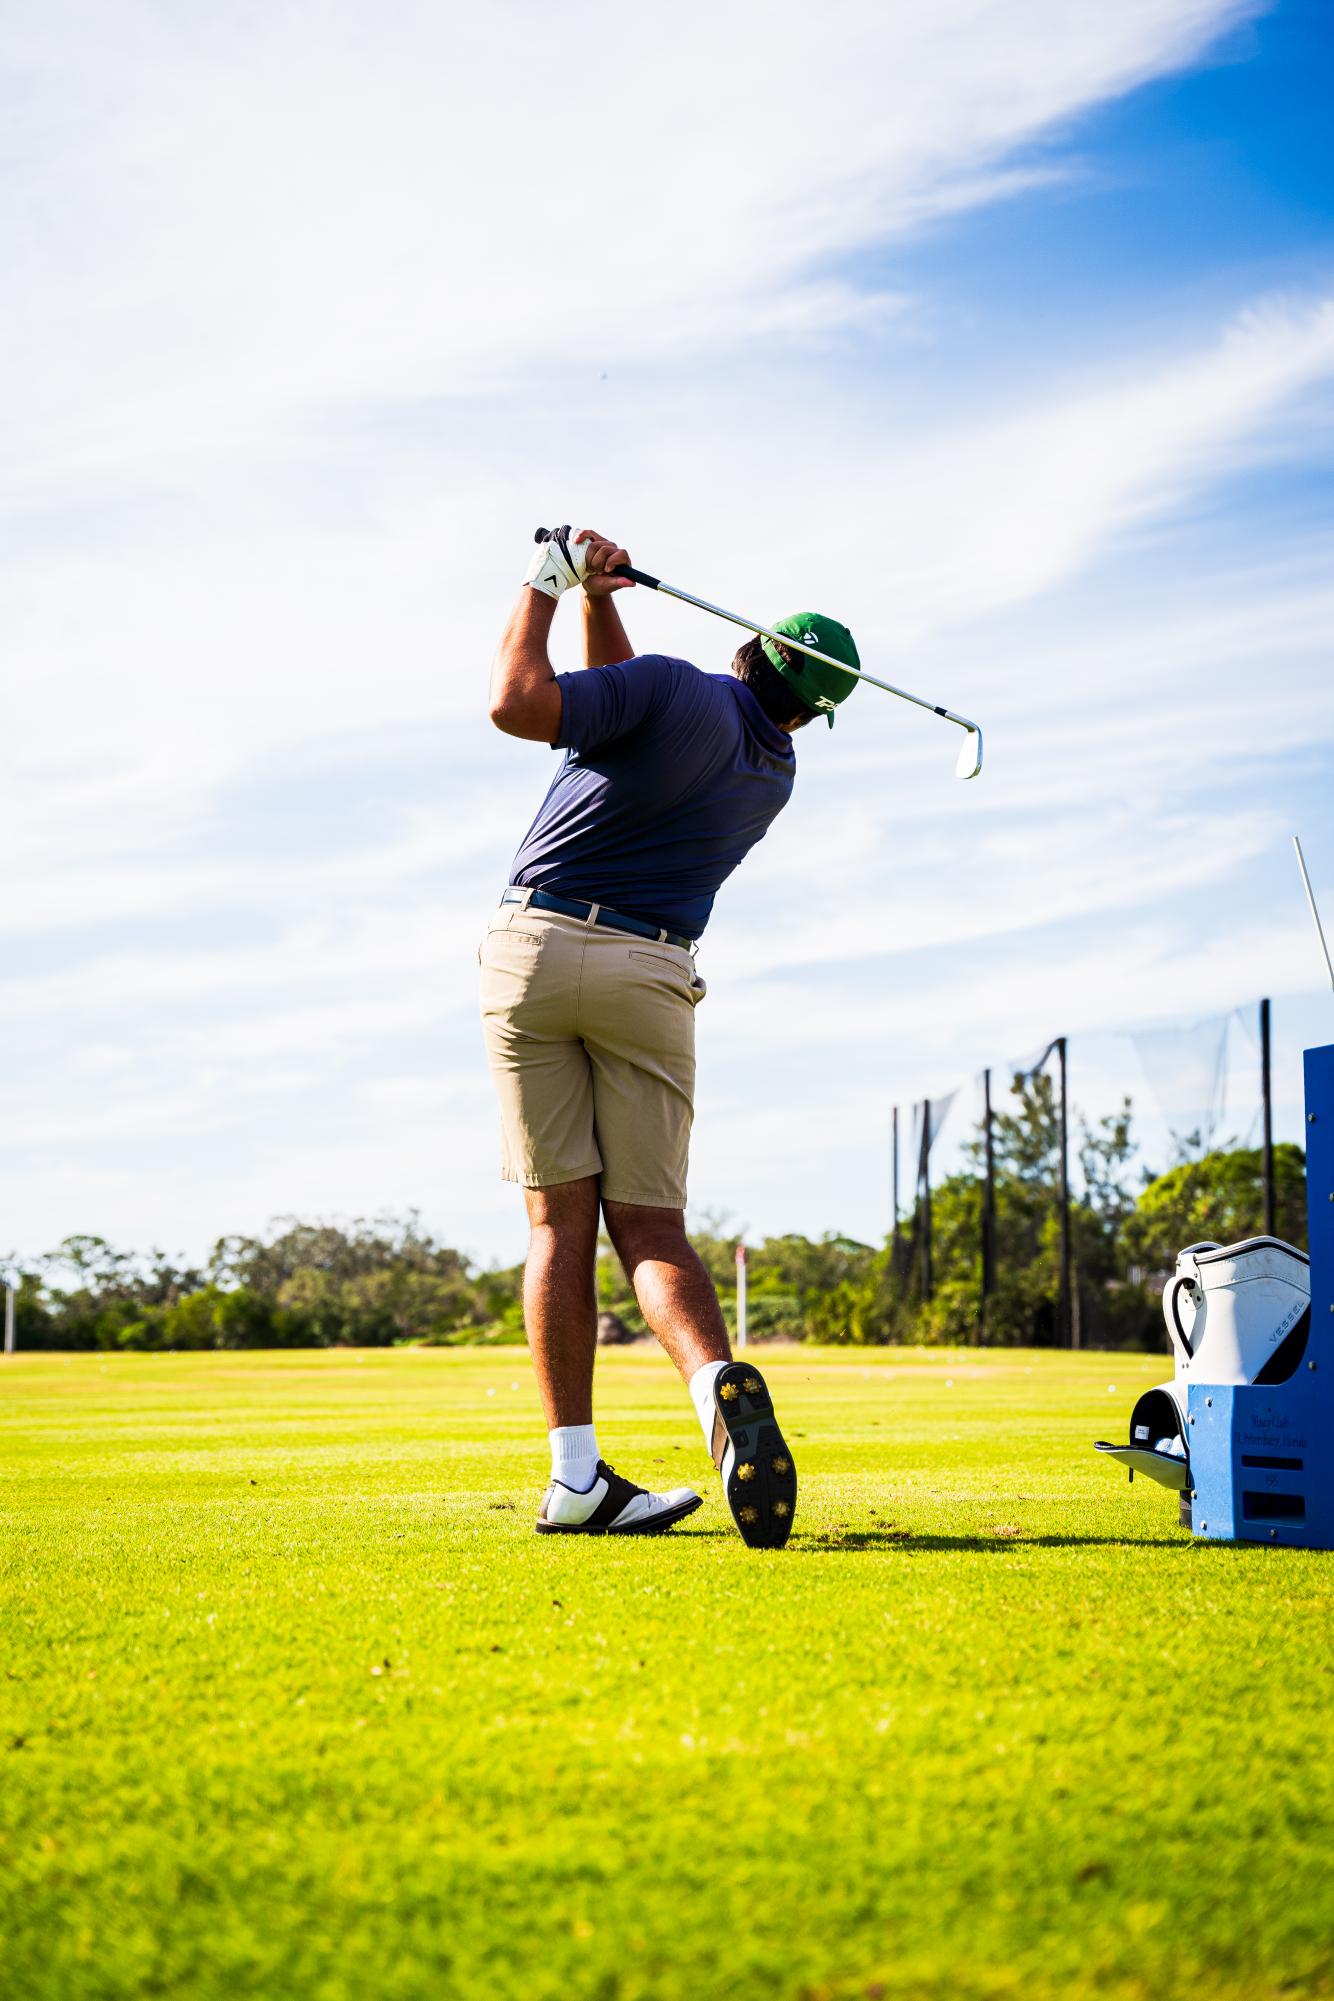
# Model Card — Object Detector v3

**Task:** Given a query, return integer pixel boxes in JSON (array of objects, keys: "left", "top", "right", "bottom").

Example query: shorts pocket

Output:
[
  {"left": 488, "top": 921, "right": 545, "bottom": 943},
  {"left": 628, "top": 947, "right": 705, "bottom": 1009},
  {"left": 480, "top": 924, "right": 550, "bottom": 1015},
  {"left": 628, "top": 947, "right": 690, "bottom": 976},
  {"left": 482, "top": 923, "right": 546, "bottom": 960}
]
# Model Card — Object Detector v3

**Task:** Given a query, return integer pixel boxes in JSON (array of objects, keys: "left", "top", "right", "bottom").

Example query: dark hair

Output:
[{"left": 730, "top": 635, "right": 820, "bottom": 730}]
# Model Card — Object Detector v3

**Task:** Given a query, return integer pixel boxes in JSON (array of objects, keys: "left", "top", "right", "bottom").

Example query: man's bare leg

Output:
[
  {"left": 522, "top": 1179, "right": 705, "bottom": 1534},
  {"left": 522, "top": 1176, "right": 601, "bottom": 1428},
  {"left": 601, "top": 1199, "right": 731, "bottom": 1381},
  {"left": 603, "top": 1199, "right": 796, "bottom": 1549}
]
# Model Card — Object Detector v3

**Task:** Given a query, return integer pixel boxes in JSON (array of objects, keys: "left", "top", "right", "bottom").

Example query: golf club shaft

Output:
[
  {"left": 1293, "top": 835, "right": 1334, "bottom": 995},
  {"left": 610, "top": 563, "right": 977, "bottom": 735},
  {"left": 531, "top": 529, "right": 982, "bottom": 775}
]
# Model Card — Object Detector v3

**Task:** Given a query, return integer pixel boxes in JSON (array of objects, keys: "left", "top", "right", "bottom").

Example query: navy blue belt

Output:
[{"left": 501, "top": 886, "right": 694, "bottom": 953}]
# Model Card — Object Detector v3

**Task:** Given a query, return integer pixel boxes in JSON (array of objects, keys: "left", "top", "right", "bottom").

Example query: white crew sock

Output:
[
  {"left": 549, "top": 1424, "right": 600, "bottom": 1494},
  {"left": 688, "top": 1360, "right": 729, "bottom": 1454}
]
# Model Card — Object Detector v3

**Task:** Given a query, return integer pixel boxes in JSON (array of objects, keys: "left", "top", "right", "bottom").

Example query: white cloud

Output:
[
  {"left": 8, "top": 292, "right": 1334, "bottom": 961},
  {"left": 4, "top": 1, "right": 1257, "bottom": 474}
]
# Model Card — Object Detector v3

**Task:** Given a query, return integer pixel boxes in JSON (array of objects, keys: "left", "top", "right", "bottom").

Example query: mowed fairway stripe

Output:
[{"left": 1, "top": 1348, "right": 1331, "bottom": 2001}]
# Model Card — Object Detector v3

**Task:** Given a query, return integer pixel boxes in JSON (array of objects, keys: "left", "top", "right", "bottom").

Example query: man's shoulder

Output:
[
  {"left": 623, "top": 651, "right": 704, "bottom": 682},
  {"left": 643, "top": 655, "right": 740, "bottom": 699},
  {"left": 650, "top": 662, "right": 789, "bottom": 745},
  {"left": 625, "top": 653, "right": 732, "bottom": 709}
]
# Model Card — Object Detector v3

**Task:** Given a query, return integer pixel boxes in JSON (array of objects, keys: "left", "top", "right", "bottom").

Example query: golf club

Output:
[
  {"left": 532, "top": 528, "right": 984, "bottom": 780},
  {"left": 1294, "top": 834, "right": 1334, "bottom": 998}
]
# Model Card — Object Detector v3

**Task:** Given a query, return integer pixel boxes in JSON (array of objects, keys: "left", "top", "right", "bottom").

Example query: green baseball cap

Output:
[{"left": 761, "top": 613, "right": 860, "bottom": 728}]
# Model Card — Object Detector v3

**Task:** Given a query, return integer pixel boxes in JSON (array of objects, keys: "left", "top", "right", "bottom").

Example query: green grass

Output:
[{"left": 2, "top": 1346, "right": 1331, "bottom": 2001}]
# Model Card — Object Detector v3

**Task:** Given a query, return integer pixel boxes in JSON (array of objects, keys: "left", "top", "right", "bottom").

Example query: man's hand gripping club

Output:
[
  {"left": 490, "top": 526, "right": 635, "bottom": 741},
  {"left": 525, "top": 524, "right": 634, "bottom": 599}
]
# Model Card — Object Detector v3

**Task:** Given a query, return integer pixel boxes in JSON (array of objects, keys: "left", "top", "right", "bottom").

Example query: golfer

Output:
[{"left": 481, "top": 526, "right": 859, "bottom": 1547}]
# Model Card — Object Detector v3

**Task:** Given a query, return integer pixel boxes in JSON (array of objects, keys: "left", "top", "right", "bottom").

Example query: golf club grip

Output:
[{"left": 531, "top": 527, "right": 659, "bottom": 591}]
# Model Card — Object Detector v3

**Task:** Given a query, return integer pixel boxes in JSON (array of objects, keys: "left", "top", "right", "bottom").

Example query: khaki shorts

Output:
[{"left": 478, "top": 895, "right": 707, "bottom": 1208}]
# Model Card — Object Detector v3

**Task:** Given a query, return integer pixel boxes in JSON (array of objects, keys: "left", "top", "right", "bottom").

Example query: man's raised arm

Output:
[
  {"left": 581, "top": 570, "right": 635, "bottom": 669},
  {"left": 488, "top": 528, "right": 634, "bottom": 743}
]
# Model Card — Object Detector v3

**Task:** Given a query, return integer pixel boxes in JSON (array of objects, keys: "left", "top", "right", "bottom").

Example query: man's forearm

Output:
[
  {"left": 488, "top": 589, "right": 562, "bottom": 742},
  {"left": 582, "top": 593, "right": 634, "bottom": 669}
]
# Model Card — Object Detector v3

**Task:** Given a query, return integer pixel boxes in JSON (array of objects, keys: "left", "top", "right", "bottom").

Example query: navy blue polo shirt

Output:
[{"left": 507, "top": 654, "right": 796, "bottom": 940}]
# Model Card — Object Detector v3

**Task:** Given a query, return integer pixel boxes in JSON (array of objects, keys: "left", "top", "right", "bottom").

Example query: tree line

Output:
[{"left": 4, "top": 1084, "right": 1305, "bottom": 1353}]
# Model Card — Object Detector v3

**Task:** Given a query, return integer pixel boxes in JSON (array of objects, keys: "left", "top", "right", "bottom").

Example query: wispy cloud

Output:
[{"left": 4, "top": 1, "right": 1257, "bottom": 469}]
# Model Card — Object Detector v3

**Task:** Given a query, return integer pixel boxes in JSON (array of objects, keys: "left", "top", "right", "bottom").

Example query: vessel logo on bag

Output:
[{"left": 1268, "top": 1298, "right": 1308, "bottom": 1343}]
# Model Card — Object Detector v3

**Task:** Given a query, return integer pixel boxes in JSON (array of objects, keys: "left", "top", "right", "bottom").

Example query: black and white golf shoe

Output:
[
  {"left": 709, "top": 1362, "right": 797, "bottom": 1549},
  {"left": 535, "top": 1460, "right": 703, "bottom": 1536}
]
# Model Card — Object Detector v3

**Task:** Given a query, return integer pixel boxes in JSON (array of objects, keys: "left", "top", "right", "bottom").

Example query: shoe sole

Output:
[
  {"left": 711, "top": 1362, "right": 797, "bottom": 1549},
  {"left": 534, "top": 1493, "right": 703, "bottom": 1536}
]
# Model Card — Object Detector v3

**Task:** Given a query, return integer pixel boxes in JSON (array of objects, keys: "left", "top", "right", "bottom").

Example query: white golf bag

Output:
[{"left": 1095, "top": 1235, "right": 1311, "bottom": 1503}]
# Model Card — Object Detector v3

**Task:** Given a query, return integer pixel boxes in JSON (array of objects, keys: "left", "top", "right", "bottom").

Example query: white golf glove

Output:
[{"left": 525, "top": 525, "right": 590, "bottom": 599}]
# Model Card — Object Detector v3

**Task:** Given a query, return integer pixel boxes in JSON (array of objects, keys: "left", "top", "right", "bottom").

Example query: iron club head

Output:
[{"left": 955, "top": 726, "right": 983, "bottom": 781}]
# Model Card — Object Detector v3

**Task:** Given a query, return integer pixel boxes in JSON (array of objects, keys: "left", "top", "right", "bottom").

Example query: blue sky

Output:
[{"left": 3, "top": 0, "right": 1334, "bottom": 1272}]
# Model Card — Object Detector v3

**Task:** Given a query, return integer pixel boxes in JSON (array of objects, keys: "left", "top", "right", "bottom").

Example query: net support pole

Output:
[
  {"left": 1261, "top": 997, "right": 1276, "bottom": 1238},
  {"left": 735, "top": 1243, "right": 748, "bottom": 1351},
  {"left": 1057, "top": 1037, "right": 1073, "bottom": 1349},
  {"left": 921, "top": 1099, "right": 934, "bottom": 1305},
  {"left": 4, "top": 1284, "right": 14, "bottom": 1357},
  {"left": 891, "top": 1105, "right": 900, "bottom": 1284},
  {"left": 982, "top": 1069, "right": 997, "bottom": 1328}
]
